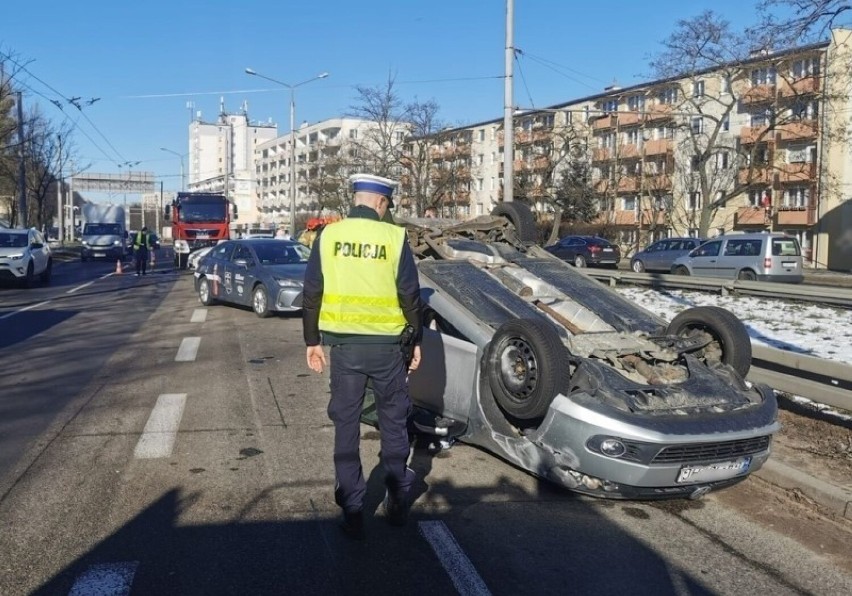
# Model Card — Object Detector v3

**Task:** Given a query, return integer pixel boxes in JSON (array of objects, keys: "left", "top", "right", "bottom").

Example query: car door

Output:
[
  {"left": 29, "top": 231, "right": 47, "bottom": 274},
  {"left": 644, "top": 240, "right": 668, "bottom": 271},
  {"left": 689, "top": 240, "right": 723, "bottom": 277},
  {"left": 206, "top": 242, "right": 235, "bottom": 303},
  {"left": 555, "top": 237, "right": 582, "bottom": 261},
  {"left": 228, "top": 243, "right": 257, "bottom": 305}
]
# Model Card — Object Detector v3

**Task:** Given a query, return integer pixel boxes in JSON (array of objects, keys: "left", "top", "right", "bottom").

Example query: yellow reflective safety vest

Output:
[
  {"left": 318, "top": 218, "right": 407, "bottom": 336},
  {"left": 134, "top": 231, "right": 149, "bottom": 249}
]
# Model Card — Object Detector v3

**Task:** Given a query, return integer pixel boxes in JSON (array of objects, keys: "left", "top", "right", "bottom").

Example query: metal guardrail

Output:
[
  {"left": 583, "top": 270, "right": 852, "bottom": 308},
  {"left": 578, "top": 269, "right": 852, "bottom": 410}
]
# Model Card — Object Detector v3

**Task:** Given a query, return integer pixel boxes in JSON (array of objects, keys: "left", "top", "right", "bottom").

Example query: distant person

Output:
[
  {"left": 275, "top": 227, "right": 291, "bottom": 240},
  {"left": 133, "top": 226, "right": 153, "bottom": 276}
]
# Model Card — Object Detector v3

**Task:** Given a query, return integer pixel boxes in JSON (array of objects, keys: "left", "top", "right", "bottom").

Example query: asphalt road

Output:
[{"left": 0, "top": 262, "right": 850, "bottom": 595}]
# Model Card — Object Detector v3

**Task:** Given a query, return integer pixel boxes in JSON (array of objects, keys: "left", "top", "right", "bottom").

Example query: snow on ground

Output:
[{"left": 613, "top": 286, "right": 852, "bottom": 364}]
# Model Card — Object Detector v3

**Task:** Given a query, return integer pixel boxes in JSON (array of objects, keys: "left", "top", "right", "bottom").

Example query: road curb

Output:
[{"left": 755, "top": 458, "right": 852, "bottom": 520}]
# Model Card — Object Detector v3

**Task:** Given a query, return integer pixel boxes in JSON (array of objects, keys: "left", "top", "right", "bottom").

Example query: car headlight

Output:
[
  {"left": 113, "top": 239, "right": 121, "bottom": 246},
  {"left": 6, "top": 253, "right": 25, "bottom": 260},
  {"left": 276, "top": 278, "right": 302, "bottom": 288},
  {"left": 587, "top": 436, "right": 627, "bottom": 458},
  {"left": 82, "top": 240, "right": 90, "bottom": 246},
  {"left": 174, "top": 240, "right": 189, "bottom": 254}
]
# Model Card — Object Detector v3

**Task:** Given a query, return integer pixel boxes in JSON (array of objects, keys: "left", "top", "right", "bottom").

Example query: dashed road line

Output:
[
  {"left": 66, "top": 280, "right": 97, "bottom": 294},
  {"left": 68, "top": 561, "right": 138, "bottom": 595},
  {"left": 190, "top": 308, "right": 208, "bottom": 323},
  {"left": 418, "top": 520, "right": 491, "bottom": 596},
  {"left": 175, "top": 337, "right": 201, "bottom": 361},
  {"left": 133, "top": 393, "right": 187, "bottom": 459}
]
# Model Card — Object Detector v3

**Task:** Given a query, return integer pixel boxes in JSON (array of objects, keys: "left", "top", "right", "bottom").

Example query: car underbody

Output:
[{"left": 375, "top": 205, "right": 779, "bottom": 500}]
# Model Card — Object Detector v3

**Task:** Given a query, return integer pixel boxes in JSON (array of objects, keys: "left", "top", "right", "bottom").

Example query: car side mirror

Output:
[{"left": 31, "top": 242, "right": 43, "bottom": 249}]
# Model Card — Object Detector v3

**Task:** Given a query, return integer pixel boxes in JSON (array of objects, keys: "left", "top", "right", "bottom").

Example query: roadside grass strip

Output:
[
  {"left": 133, "top": 394, "right": 187, "bottom": 459},
  {"left": 175, "top": 337, "right": 201, "bottom": 361},
  {"left": 418, "top": 520, "right": 491, "bottom": 596}
]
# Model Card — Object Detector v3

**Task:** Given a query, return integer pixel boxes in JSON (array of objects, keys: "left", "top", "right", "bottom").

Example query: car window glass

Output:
[
  {"left": 253, "top": 242, "right": 309, "bottom": 264},
  {"left": 772, "top": 238, "right": 800, "bottom": 256},
  {"left": 0, "top": 233, "right": 28, "bottom": 248},
  {"left": 232, "top": 244, "right": 255, "bottom": 266},
  {"left": 212, "top": 242, "right": 234, "bottom": 260},
  {"left": 694, "top": 240, "right": 721, "bottom": 257}
]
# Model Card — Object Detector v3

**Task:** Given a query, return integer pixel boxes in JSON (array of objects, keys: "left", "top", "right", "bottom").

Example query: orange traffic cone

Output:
[{"left": 115, "top": 259, "right": 123, "bottom": 275}]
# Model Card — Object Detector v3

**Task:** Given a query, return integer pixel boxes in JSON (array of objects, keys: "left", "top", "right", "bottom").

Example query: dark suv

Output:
[{"left": 545, "top": 235, "right": 621, "bottom": 268}]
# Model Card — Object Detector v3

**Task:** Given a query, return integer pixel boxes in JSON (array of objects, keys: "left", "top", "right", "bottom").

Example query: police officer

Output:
[
  {"left": 133, "top": 226, "right": 152, "bottom": 276},
  {"left": 303, "top": 173, "right": 422, "bottom": 540}
]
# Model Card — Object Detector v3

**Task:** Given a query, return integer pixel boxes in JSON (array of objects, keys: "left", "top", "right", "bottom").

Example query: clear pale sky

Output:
[{"left": 2, "top": 0, "right": 766, "bottom": 197}]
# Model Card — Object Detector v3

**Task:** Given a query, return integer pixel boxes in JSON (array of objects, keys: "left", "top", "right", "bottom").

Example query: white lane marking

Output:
[
  {"left": 66, "top": 280, "right": 96, "bottom": 294},
  {"left": 418, "top": 520, "right": 491, "bottom": 596},
  {"left": 175, "top": 337, "right": 201, "bottom": 362},
  {"left": 133, "top": 393, "right": 187, "bottom": 459},
  {"left": 0, "top": 300, "right": 50, "bottom": 321},
  {"left": 68, "top": 561, "right": 139, "bottom": 595},
  {"left": 190, "top": 308, "right": 208, "bottom": 323}
]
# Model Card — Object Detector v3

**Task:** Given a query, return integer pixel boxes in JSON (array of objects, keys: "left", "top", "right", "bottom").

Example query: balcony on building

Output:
[
  {"left": 778, "top": 162, "right": 817, "bottom": 183},
  {"left": 735, "top": 206, "right": 768, "bottom": 226},
  {"left": 643, "top": 138, "right": 673, "bottom": 156},
  {"left": 645, "top": 104, "right": 673, "bottom": 122},
  {"left": 739, "top": 125, "right": 772, "bottom": 145},
  {"left": 592, "top": 147, "right": 612, "bottom": 162},
  {"left": 775, "top": 205, "right": 817, "bottom": 226},
  {"left": 741, "top": 84, "right": 777, "bottom": 105},
  {"left": 592, "top": 114, "right": 617, "bottom": 131},
  {"left": 776, "top": 120, "right": 818, "bottom": 142},
  {"left": 737, "top": 166, "right": 775, "bottom": 185},
  {"left": 778, "top": 76, "right": 820, "bottom": 97}
]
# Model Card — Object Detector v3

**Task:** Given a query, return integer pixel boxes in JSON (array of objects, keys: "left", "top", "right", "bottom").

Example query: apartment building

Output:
[
  {"left": 420, "top": 28, "right": 851, "bottom": 270},
  {"left": 254, "top": 117, "right": 403, "bottom": 227},
  {"left": 187, "top": 100, "right": 278, "bottom": 233}
]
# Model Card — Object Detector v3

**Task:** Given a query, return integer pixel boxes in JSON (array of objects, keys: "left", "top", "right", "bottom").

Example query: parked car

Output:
[
  {"left": 545, "top": 235, "right": 621, "bottom": 268},
  {"left": 193, "top": 239, "right": 310, "bottom": 317},
  {"left": 370, "top": 205, "right": 779, "bottom": 500},
  {"left": 630, "top": 237, "right": 706, "bottom": 273},
  {"left": 0, "top": 228, "right": 53, "bottom": 287},
  {"left": 671, "top": 232, "right": 804, "bottom": 283}
]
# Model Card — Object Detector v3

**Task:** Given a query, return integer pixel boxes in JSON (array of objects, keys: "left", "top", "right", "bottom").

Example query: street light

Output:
[
  {"left": 160, "top": 147, "right": 187, "bottom": 191},
  {"left": 245, "top": 67, "right": 329, "bottom": 231}
]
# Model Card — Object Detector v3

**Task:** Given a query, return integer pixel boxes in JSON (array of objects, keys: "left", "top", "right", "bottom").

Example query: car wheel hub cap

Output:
[
  {"left": 499, "top": 339, "right": 537, "bottom": 398},
  {"left": 254, "top": 291, "right": 266, "bottom": 312}
]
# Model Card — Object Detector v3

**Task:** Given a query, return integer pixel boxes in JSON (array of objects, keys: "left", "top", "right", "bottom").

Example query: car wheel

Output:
[
  {"left": 40, "top": 259, "right": 52, "bottom": 283},
  {"left": 673, "top": 265, "right": 690, "bottom": 276},
  {"left": 490, "top": 202, "right": 537, "bottom": 243},
  {"left": 666, "top": 306, "right": 752, "bottom": 378},
  {"left": 484, "top": 318, "right": 573, "bottom": 422},
  {"left": 198, "top": 277, "right": 216, "bottom": 306},
  {"left": 737, "top": 269, "right": 757, "bottom": 281},
  {"left": 252, "top": 285, "right": 271, "bottom": 318},
  {"left": 573, "top": 254, "right": 587, "bottom": 268},
  {"left": 631, "top": 259, "right": 645, "bottom": 273},
  {"left": 21, "top": 262, "right": 34, "bottom": 288}
]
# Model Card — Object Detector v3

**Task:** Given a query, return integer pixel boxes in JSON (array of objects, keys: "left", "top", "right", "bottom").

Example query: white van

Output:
[{"left": 671, "top": 232, "right": 804, "bottom": 283}]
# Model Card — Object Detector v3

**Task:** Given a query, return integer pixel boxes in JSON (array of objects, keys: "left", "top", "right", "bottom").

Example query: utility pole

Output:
[
  {"left": 502, "top": 0, "right": 515, "bottom": 203},
  {"left": 16, "top": 91, "right": 27, "bottom": 227},
  {"left": 57, "top": 134, "right": 64, "bottom": 243}
]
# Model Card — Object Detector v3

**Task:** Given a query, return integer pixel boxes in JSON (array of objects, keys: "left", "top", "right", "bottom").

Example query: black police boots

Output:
[
  {"left": 383, "top": 491, "right": 409, "bottom": 527},
  {"left": 339, "top": 509, "right": 365, "bottom": 540}
]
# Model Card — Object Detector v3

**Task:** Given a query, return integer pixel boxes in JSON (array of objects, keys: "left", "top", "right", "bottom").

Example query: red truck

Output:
[{"left": 165, "top": 192, "right": 236, "bottom": 269}]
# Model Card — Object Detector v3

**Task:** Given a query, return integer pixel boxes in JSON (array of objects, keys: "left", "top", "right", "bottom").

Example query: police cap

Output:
[{"left": 350, "top": 173, "right": 398, "bottom": 208}]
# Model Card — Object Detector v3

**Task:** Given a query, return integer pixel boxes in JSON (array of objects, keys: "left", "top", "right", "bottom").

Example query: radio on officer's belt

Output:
[{"left": 400, "top": 324, "right": 416, "bottom": 365}]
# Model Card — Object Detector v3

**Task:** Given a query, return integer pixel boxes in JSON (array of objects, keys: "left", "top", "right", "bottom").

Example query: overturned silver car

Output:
[{"left": 390, "top": 203, "right": 778, "bottom": 500}]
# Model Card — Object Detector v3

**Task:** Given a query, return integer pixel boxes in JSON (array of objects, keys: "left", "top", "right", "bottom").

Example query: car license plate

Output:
[
  {"left": 602, "top": 248, "right": 613, "bottom": 252},
  {"left": 94, "top": 252, "right": 105, "bottom": 257},
  {"left": 196, "top": 233, "right": 209, "bottom": 240},
  {"left": 676, "top": 456, "right": 751, "bottom": 483},
  {"left": 782, "top": 261, "right": 797, "bottom": 267}
]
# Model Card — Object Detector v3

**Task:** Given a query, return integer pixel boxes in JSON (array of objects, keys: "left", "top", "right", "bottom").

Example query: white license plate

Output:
[
  {"left": 94, "top": 252, "right": 105, "bottom": 257},
  {"left": 196, "top": 234, "right": 210, "bottom": 240},
  {"left": 602, "top": 248, "right": 613, "bottom": 252},
  {"left": 676, "top": 456, "right": 751, "bottom": 483},
  {"left": 782, "top": 261, "right": 797, "bottom": 267}
]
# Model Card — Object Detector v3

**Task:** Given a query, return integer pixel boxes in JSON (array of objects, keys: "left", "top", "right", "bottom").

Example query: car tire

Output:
[
  {"left": 252, "top": 285, "right": 271, "bottom": 318},
  {"left": 573, "top": 254, "right": 587, "bottom": 268},
  {"left": 198, "top": 277, "right": 216, "bottom": 306},
  {"left": 40, "top": 259, "right": 52, "bottom": 283},
  {"left": 485, "top": 318, "right": 573, "bottom": 422},
  {"left": 737, "top": 269, "right": 757, "bottom": 281},
  {"left": 666, "top": 306, "right": 752, "bottom": 378},
  {"left": 631, "top": 259, "right": 645, "bottom": 273},
  {"left": 673, "top": 265, "right": 690, "bottom": 276},
  {"left": 491, "top": 202, "right": 537, "bottom": 243}
]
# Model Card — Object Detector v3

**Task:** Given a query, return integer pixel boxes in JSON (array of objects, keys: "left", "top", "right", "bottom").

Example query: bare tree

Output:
[
  {"left": 304, "top": 139, "right": 359, "bottom": 219},
  {"left": 650, "top": 10, "right": 846, "bottom": 238},
  {"left": 347, "top": 75, "right": 410, "bottom": 178},
  {"left": 751, "top": 0, "right": 852, "bottom": 46}
]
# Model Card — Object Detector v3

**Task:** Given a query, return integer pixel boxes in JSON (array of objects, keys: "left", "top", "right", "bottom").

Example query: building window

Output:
[
  {"left": 785, "top": 187, "right": 809, "bottom": 208},
  {"left": 787, "top": 144, "right": 813, "bottom": 163},
  {"left": 690, "top": 117, "right": 704, "bottom": 134},
  {"left": 691, "top": 155, "right": 701, "bottom": 172},
  {"left": 750, "top": 111, "right": 769, "bottom": 127},
  {"left": 565, "top": 110, "right": 573, "bottom": 124},
  {"left": 720, "top": 75, "right": 731, "bottom": 94},
  {"left": 659, "top": 87, "right": 679, "bottom": 104},
  {"left": 627, "top": 95, "right": 645, "bottom": 111},
  {"left": 750, "top": 66, "right": 776, "bottom": 85},
  {"left": 623, "top": 196, "right": 637, "bottom": 211},
  {"left": 476, "top": 178, "right": 484, "bottom": 191},
  {"left": 491, "top": 126, "right": 497, "bottom": 140},
  {"left": 478, "top": 129, "right": 485, "bottom": 142},
  {"left": 716, "top": 151, "right": 730, "bottom": 170},
  {"left": 476, "top": 153, "right": 484, "bottom": 166},
  {"left": 490, "top": 177, "right": 495, "bottom": 190},
  {"left": 722, "top": 115, "right": 730, "bottom": 132},
  {"left": 688, "top": 191, "right": 701, "bottom": 210},
  {"left": 626, "top": 129, "right": 640, "bottom": 145},
  {"left": 601, "top": 99, "right": 619, "bottom": 112},
  {"left": 792, "top": 57, "right": 820, "bottom": 78},
  {"left": 349, "top": 129, "right": 358, "bottom": 139},
  {"left": 584, "top": 106, "right": 590, "bottom": 123},
  {"left": 692, "top": 80, "right": 705, "bottom": 98}
]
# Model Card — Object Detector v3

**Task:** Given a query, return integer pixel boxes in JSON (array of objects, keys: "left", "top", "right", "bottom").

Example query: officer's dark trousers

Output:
[
  {"left": 135, "top": 246, "right": 149, "bottom": 275},
  {"left": 328, "top": 343, "right": 415, "bottom": 513}
]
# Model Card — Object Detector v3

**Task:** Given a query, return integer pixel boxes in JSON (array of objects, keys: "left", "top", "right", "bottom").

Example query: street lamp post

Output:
[
  {"left": 245, "top": 68, "right": 329, "bottom": 232},
  {"left": 160, "top": 147, "right": 187, "bottom": 191}
]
